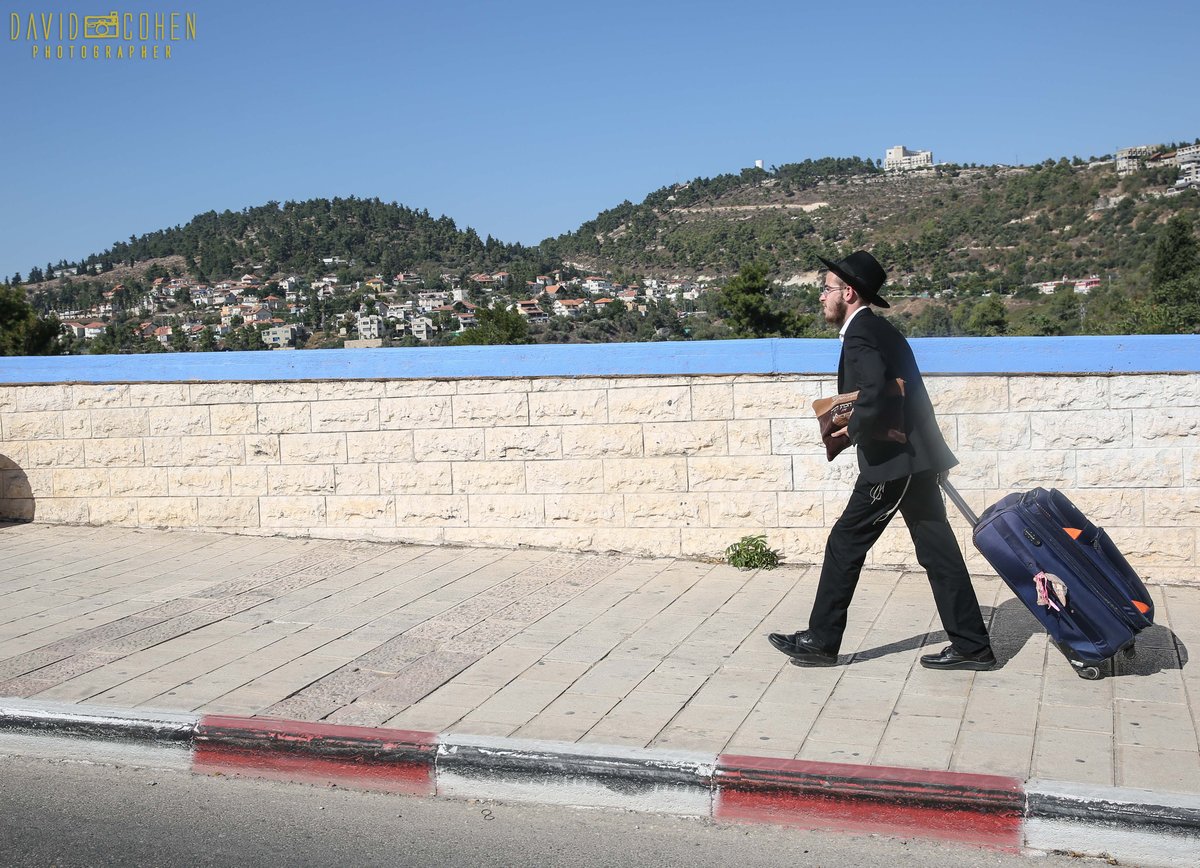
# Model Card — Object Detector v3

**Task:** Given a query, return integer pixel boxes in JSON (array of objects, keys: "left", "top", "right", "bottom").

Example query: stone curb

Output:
[
  {"left": 0, "top": 698, "right": 198, "bottom": 742},
  {"left": 3, "top": 698, "right": 1199, "bottom": 860},
  {"left": 1025, "top": 778, "right": 1200, "bottom": 831}
]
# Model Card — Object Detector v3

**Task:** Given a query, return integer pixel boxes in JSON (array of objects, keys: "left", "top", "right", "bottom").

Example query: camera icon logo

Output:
[{"left": 84, "top": 11, "right": 120, "bottom": 39}]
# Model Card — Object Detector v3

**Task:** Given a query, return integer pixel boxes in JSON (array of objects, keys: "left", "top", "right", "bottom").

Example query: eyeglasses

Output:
[{"left": 819, "top": 285, "right": 842, "bottom": 298}]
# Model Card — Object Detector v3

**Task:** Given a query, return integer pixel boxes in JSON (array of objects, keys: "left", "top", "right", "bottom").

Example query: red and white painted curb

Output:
[{"left": 4, "top": 699, "right": 1198, "bottom": 864}]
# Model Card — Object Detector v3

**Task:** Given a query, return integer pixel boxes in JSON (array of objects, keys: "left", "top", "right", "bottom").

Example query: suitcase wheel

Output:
[
  {"left": 1123, "top": 644, "right": 1136, "bottom": 658},
  {"left": 1076, "top": 664, "right": 1103, "bottom": 680}
]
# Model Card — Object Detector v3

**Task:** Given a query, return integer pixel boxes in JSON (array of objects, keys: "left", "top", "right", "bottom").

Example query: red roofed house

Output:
[{"left": 553, "top": 298, "right": 587, "bottom": 318}]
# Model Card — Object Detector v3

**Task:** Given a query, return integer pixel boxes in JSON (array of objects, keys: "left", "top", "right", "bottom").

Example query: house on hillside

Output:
[
  {"left": 553, "top": 298, "right": 587, "bottom": 318},
  {"left": 409, "top": 315, "right": 434, "bottom": 341},
  {"left": 356, "top": 314, "right": 385, "bottom": 340},
  {"left": 417, "top": 290, "right": 448, "bottom": 311},
  {"left": 513, "top": 299, "right": 548, "bottom": 322},
  {"left": 582, "top": 276, "right": 613, "bottom": 294},
  {"left": 262, "top": 324, "right": 299, "bottom": 348},
  {"left": 1176, "top": 162, "right": 1200, "bottom": 190}
]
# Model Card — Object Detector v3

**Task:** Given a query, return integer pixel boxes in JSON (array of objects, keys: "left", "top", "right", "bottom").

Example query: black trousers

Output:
[{"left": 807, "top": 470, "right": 991, "bottom": 655}]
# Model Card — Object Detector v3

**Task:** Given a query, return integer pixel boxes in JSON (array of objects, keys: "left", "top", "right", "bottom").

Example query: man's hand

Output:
[{"left": 832, "top": 427, "right": 849, "bottom": 438}]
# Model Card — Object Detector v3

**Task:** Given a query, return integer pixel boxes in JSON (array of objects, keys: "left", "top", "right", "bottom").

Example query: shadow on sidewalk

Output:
[
  {"left": 0, "top": 456, "right": 34, "bottom": 524},
  {"left": 846, "top": 598, "right": 1187, "bottom": 678}
]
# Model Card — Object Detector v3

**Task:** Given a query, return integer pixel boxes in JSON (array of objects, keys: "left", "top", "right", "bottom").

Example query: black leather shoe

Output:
[
  {"left": 919, "top": 645, "right": 997, "bottom": 671},
  {"left": 768, "top": 630, "right": 837, "bottom": 667}
]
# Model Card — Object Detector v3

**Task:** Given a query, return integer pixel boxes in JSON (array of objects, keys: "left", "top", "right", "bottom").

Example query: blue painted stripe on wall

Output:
[{"left": 0, "top": 336, "right": 1196, "bottom": 383}]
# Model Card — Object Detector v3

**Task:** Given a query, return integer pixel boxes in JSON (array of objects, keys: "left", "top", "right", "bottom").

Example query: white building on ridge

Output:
[{"left": 884, "top": 145, "right": 933, "bottom": 172}]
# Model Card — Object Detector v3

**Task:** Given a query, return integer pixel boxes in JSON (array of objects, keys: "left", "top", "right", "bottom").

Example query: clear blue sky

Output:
[{"left": 2, "top": 0, "right": 1194, "bottom": 281}]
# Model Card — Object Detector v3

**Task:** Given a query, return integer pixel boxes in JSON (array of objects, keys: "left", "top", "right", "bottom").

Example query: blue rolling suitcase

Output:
[{"left": 940, "top": 479, "right": 1155, "bottom": 679}]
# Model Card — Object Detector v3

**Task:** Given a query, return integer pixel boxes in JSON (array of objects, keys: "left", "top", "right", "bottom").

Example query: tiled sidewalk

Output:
[{"left": 1, "top": 522, "right": 1197, "bottom": 793}]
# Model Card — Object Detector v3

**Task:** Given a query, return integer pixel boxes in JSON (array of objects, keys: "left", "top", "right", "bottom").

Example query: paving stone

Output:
[
  {"left": 804, "top": 713, "right": 889, "bottom": 749},
  {"left": 358, "top": 650, "right": 479, "bottom": 705},
  {"left": 1117, "top": 745, "right": 1200, "bottom": 792},
  {"left": 0, "top": 652, "right": 115, "bottom": 695},
  {"left": 40, "top": 616, "right": 163, "bottom": 653},
  {"left": 450, "top": 646, "right": 544, "bottom": 686},
  {"left": 1112, "top": 665, "right": 1190, "bottom": 703},
  {"left": 1115, "top": 699, "right": 1199, "bottom": 750},
  {"left": 962, "top": 684, "right": 1041, "bottom": 734},
  {"left": 1037, "top": 703, "right": 1114, "bottom": 733},
  {"left": 536, "top": 692, "right": 621, "bottom": 721},
  {"left": 951, "top": 730, "right": 1035, "bottom": 778},
  {"left": 635, "top": 667, "right": 712, "bottom": 698},
  {"left": 873, "top": 710, "right": 955, "bottom": 768},
  {"left": 442, "top": 719, "right": 519, "bottom": 738},
  {"left": 569, "top": 656, "right": 659, "bottom": 698},
  {"left": 796, "top": 739, "right": 877, "bottom": 764},
  {"left": 210, "top": 650, "right": 351, "bottom": 713},
  {"left": 648, "top": 724, "right": 730, "bottom": 753},
  {"left": 322, "top": 701, "right": 400, "bottom": 727},
  {"left": 892, "top": 690, "right": 969, "bottom": 720},
  {"left": 1031, "top": 727, "right": 1115, "bottom": 786},
  {"left": 261, "top": 694, "right": 343, "bottom": 722},
  {"left": 512, "top": 713, "right": 600, "bottom": 742},
  {"left": 93, "top": 612, "right": 226, "bottom": 655},
  {"left": 0, "top": 650, "right": 69, "bottom": 681},
  {"left": 352, "top": 636, "right": 439, "bottom": 673},
  {"left": 385, "top": 702, "right": 473, "bottom": 732},
  {"left": 517, "top": 659, "right": 590, "bottom": 684}
]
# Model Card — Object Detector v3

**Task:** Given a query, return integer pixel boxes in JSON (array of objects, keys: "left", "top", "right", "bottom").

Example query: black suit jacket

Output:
[{"left": 838, "top": 308, "right": 958, "bottom": 483}]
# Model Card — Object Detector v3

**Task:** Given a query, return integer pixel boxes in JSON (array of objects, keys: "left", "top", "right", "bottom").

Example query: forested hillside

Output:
[
  {"left": 7, "top": 149, "right": 1200, "bottom": 355},
  {"left": 546, "top": 157, "right": 1194, "bottom": 293}
]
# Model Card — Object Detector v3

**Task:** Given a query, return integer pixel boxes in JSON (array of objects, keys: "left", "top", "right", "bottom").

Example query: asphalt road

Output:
[{"left": 0, "top": 741, "right": 1096, "bottom": 868}]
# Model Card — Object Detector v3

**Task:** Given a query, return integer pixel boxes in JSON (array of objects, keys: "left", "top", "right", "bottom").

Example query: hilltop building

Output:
[
  {"left": 884, "top": 145, "right": 933, "bottom": 172},
  {"left": 1116, "top": 145, "right": 1153, "bottom": 176}
]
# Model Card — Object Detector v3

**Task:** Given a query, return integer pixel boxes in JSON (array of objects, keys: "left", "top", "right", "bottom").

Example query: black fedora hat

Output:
[{"left": 817, "top": 251, "right": 889, "bottom": 308}]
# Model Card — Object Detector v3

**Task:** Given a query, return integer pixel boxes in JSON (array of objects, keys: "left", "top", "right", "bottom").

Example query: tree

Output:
[
  {"left": 1151, "top": 215, "right": 1199, "bottom": 291},
  {"left": 907, "top": 303, "right": 954, "bottom": 337},
  {"left": 452, "top": 305, "right": 530, "bottom": 345},
  {"left": 716, "top": 263, "right": 808, "bottom": 337},
  {"left": 0, "top": 284, "right": 62, "bottom": 355},
  {"left": 963, "top": 296, "right": 1008, "bottom": 336},
  {"left": 169, "top": 324, "right": 190, "bottom": 352},
  {"left": 198, "top": 326, "right": 218, "bottom": 352}
]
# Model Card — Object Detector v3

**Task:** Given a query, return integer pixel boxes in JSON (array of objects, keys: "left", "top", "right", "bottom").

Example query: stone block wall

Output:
[{"left": 0, "top": 368, "right": 1197, "bottom": 580}]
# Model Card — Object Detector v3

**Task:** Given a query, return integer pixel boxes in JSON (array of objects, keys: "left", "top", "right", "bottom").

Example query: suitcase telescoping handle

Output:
[{"left": 938, "top": 474, "right": 979, "bottom": 528}]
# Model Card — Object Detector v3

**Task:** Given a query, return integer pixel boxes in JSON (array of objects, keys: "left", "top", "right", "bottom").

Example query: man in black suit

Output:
[{"left": 769, "top": 251, "right": 995, "bottom": 671}]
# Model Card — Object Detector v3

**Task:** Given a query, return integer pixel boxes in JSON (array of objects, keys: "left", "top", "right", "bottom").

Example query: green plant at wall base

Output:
[{"left": 724, "top": 535, "right": 780, "bottom": 570}]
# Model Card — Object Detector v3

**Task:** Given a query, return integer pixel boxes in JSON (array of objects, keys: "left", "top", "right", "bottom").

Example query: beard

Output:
[{"left": 823, "top": 294, "right": 847, "bottom": 327}]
